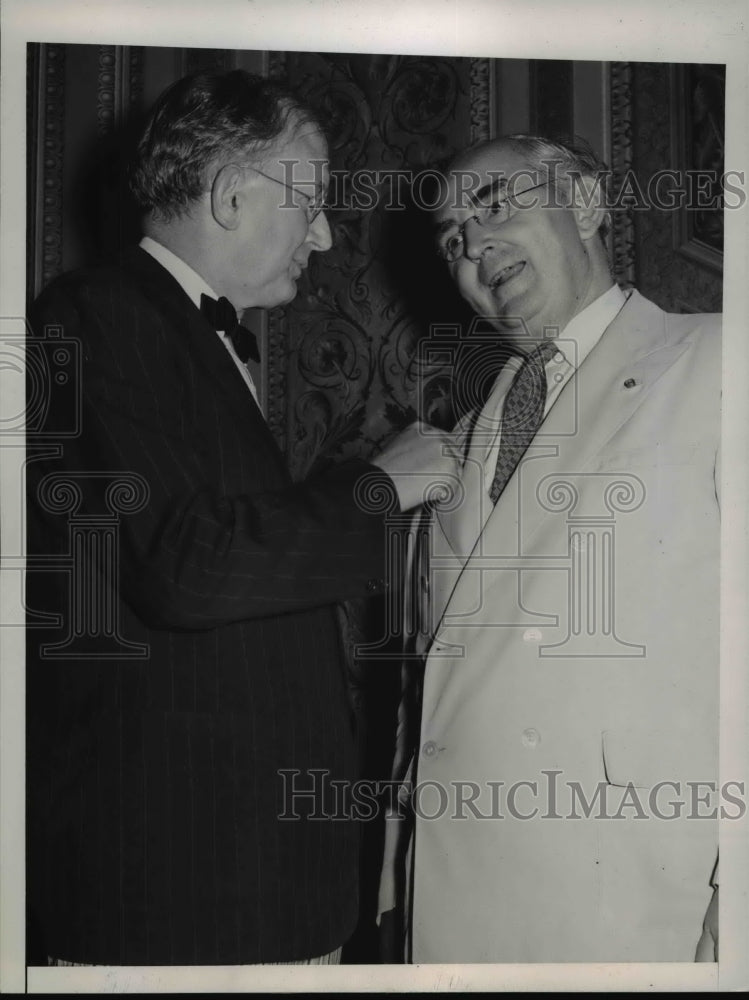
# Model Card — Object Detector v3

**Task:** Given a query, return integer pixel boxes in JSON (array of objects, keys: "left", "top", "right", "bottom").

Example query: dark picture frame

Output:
[{"left": 670, "top": 62, "right": 725, "bottom": 271}]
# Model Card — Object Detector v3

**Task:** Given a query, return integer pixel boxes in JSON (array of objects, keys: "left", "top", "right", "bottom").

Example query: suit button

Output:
[
  {"left": 366, "top": 579, "right": 382, "bottom": 592},
  {"left": 521, "top": 728, "right": 540, "bottom": 748},
  {"left": 422, "top": 740, "right": 438, "bottom": 758}
]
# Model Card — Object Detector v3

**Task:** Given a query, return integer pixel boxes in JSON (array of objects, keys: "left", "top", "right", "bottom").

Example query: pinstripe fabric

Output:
[
  {"left": 50, "top": 944, "right": 342, "bottom": 965},
  {"left": 26, "top": 248, "right": 392, "bottom": 965}
]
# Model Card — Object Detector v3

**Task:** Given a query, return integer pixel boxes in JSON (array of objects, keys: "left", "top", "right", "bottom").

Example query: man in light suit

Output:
[
  {"left": 26, "top": 69, "right": 454, "bottom": 966},
  {"left": 379, "top": 134, "right": 720, "bottom": 963}
]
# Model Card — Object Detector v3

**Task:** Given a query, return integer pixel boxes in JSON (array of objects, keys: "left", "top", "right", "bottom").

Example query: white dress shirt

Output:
[{"left": 139, "top": 236, "right": 262, "bottom": 410}]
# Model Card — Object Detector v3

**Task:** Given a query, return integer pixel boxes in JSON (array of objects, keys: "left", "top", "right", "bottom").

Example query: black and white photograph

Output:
[{"left": 1, "top": 0, "right": 748, "bottom": 993}]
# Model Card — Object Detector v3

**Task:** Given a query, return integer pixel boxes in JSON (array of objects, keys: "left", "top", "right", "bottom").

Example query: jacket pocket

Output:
[{"left": 602, "top": 728, "right": 717, "bottom": 790}]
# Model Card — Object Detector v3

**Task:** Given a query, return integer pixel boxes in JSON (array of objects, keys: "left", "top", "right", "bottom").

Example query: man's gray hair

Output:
[
  {"left": 503, "top": 133, "right": 612, "bottom": 240},
  {"left": 129, "top": 70, "right": 324, "bottom": 221}
]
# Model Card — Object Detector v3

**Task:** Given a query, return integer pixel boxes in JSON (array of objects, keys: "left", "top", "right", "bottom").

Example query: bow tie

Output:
[{"left": 200, "top": 293, "right": 260, "bottom": 364}]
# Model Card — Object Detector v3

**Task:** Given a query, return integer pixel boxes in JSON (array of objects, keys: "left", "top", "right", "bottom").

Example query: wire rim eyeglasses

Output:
[
  {"left": 436, "top": 179, "right": 553, "bottom": 263},
  {"left": 246, "top": 164, "right": 329, "bottom": 223}
]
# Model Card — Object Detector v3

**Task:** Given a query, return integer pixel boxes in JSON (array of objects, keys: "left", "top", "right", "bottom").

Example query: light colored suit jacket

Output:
[{"left": 383, "top": 290, "right": 721, "bottom": 963}]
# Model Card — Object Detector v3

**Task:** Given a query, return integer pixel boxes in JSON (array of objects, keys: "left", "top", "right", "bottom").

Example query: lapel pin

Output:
[{"left": 623, "top": 377, "right": 638, "bottom": 389}]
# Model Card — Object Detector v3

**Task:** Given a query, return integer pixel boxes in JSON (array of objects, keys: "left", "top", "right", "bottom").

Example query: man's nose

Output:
[
  {"left": 462, "top": 217, "right": 494, "bottom": 261},
  {"left": 307, "top": 210, "right": 333, "bottom": 252}
]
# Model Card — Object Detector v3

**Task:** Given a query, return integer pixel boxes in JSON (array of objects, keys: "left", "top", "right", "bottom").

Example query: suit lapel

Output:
[
  {"left": 538, "top": 290, "right": 676, "bottom": 469},
  {"left": 439, "top": 290, "right": 688, "bottom": 625},
  {"left": 436, "top": 362, "right": 518, "bottom": 558},
  {"left": 121, "top": 247, "right": 286, "bottom": 469}
]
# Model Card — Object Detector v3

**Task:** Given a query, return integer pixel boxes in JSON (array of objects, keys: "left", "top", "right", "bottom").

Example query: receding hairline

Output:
[
  {"left": 444, "top": 134, "right": 604, "bottom": 181},
  {"left": 445, "top": 138, "right": 524, "bottom": 176},
  {"left": 251, "top": 109, "right": 328, "bottom": 169}
]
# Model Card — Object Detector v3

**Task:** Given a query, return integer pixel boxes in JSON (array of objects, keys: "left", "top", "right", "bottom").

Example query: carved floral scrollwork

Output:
[
  {"left": 377, "top": 315, "right": 421, "bottom": 413},
  {"left": 270, "top": 52, "right": 477, "bottom": 478},
  {"left": 297, "top": 323, "right": 369, "bottom": 394},
  {"left": 381, "top": 58, "right": 460, "bottom": 138},
  {"left": 469, "top": 58, "right": 493, "bottom": 144},
  {"left": 307, "top": 78, "right": 374, "bottom": 168}
]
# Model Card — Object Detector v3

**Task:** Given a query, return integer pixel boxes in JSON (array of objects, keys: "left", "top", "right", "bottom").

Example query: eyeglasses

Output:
[
  {"left": 247, "top": 164, "right": 329, "bottom": 223},
  {"left": 436, "top": 179, "right": 552, "bottom": 262}
]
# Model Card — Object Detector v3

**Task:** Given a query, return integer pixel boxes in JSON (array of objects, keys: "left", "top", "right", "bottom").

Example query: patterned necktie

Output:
[
  {"left": 488, "top": 339, "right": 559, "bottom": 504},
  {"left": 200, "top": 293, "right": 260, "bottom": 364}
]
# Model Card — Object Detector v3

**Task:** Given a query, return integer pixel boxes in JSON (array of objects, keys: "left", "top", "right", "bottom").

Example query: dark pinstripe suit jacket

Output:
[{"left": 26, "top": 247, "right": 392, "bottom": 965}]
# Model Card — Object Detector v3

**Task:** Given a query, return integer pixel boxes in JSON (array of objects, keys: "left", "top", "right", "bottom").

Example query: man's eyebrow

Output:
[
  {"left": 472, "top": 176, "right": 508, "bottom": 206},
  {"left": 433, "top": 175, "right": 510, "bottom": 236}
]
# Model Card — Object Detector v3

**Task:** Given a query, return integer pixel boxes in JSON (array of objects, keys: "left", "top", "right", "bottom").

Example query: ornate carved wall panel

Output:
[
  {"left": 268, "top": 52, "right": 487, "bottom": 479},
  {"left": 26, "top": 44, "right": 66, "bottom": 305}
]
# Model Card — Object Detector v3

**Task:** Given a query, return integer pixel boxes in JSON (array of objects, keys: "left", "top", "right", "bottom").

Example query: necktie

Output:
[
  {"left": 488, "top": 339, "right": 559, "bottom": 504},
  {"left": 200, "top": 293, "right": 260, "bottom": 364}
]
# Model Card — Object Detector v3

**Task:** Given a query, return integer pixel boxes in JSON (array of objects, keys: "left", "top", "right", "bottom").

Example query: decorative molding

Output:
[
  {"left": 96, "top": 46, "right": 145, "bottom": 137},
  {"left": 128, "top": 46, "right": 145, "bottom": 110},
  {"left": 608, "top": 62, "right": 636, "bottom": 289},
  {"left": 469, "top": 58, "right": 494, "bottom": 143},
  {"left": 96, "top": 46, "right": 119, "bottom": 136},
  {"left": 27, "top": 43, "right": 66, "bottom": 303}
]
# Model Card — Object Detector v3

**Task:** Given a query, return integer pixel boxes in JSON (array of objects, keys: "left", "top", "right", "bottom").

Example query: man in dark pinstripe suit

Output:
[{"left": 26, "top": 70, "right": 454, "bottom": 967}]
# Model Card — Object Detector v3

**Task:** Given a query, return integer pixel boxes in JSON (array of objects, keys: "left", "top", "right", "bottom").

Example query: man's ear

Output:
[
  {"left": 210, "top": 163, "right": 248, "bottom": 231},
  {"left": 571, "top": 174, "right": 609, "bottom": 243}
]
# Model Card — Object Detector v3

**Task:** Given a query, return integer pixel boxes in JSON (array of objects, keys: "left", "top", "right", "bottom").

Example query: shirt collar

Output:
[
  {"left": 556, "top": 283, "right": 627, "bottom": 370},
  {"left": 139, "top": 236, "right": 220, "bottom": 312}
]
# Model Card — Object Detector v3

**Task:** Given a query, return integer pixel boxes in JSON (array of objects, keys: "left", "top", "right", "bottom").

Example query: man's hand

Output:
[
  {"left": 695, "top": 886, "right": 718, "bottom": 962},
  {"left": 371, "top": 421, "right": 462, "bottom": 512}
]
